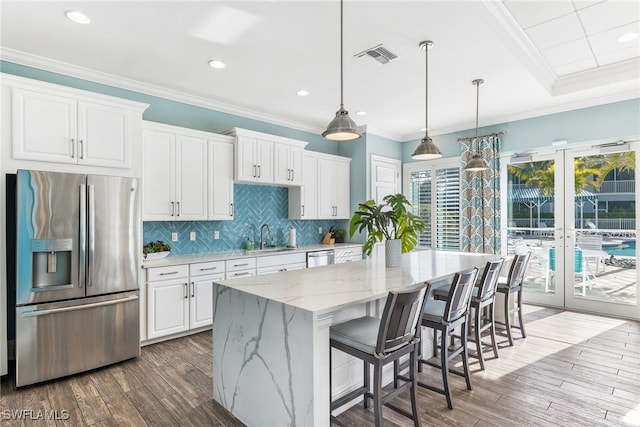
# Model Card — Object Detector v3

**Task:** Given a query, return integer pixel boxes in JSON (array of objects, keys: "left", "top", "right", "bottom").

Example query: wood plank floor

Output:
[{"left": 1, "top": 305, "right": 638, "bottom": 426}]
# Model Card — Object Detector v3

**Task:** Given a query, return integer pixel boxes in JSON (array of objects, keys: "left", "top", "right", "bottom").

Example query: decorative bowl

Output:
[{"left": 144, "top": 251, "right": 170, "bottom": 261}]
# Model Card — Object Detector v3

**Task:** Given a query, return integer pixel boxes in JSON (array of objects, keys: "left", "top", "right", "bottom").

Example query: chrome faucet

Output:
[{"left": 259, "top": 223, "right": 271, "bottom": 250}]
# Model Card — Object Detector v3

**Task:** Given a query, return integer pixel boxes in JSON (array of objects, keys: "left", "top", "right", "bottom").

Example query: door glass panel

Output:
[
  {"left": 572, "top": 152, "right": 636, "bottom": 305},
  {"left": 507, "top": 158, "right": 558, "bottom": 297}
]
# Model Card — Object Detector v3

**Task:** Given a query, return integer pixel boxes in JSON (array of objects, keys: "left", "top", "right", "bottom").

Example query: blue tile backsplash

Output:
[{"left": 143, "top": 184, "right": 349, "bottom": 255}]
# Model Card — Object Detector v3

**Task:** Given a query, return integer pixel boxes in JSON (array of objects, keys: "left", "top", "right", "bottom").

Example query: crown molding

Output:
[
  {"left": 0, "top": 47, "right": 326, "bottom": 137},
  {"left": 481, "top": 0, "right": 557, "bottom": 94}
]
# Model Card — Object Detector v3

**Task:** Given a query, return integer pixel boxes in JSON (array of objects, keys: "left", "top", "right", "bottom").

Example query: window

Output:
[{"left": 406, "top": 161, "right": 461, "bottom": 250}]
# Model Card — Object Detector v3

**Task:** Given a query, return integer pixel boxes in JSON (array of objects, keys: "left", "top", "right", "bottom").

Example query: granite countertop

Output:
[{"left": 142, "top": 242, "right": 362, "bottom": 268}]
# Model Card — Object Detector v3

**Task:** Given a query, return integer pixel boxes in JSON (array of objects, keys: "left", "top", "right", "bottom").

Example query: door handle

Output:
[
  {"left": 230, "top": 203, "right": 234, "bottom": 216},
  {"left": 257, "top": 165, "right": 261, "bottom": 178},
  {"left": 176, "top": 201, "right": 180, "bottom": 217},
  {"left": 171, "top": 201, "right": 175, "bottom": 216},
  {"left": 79, "top": 139, "right": 84, "bottom": 159},
  {"left": 301, "top": 205, "right": 305, "bottom": 217},
  {"left": 21, "top": 295, "right": 139, "bottom": 317},
  {"left": 253, "top": 165, "right": 257, "bottom": 178},
  {"left": 71, "top": 138, "right": 76, "bottom": 158},
  {"left": 87, "top": 184, "right": 95, "bottom": 287},
  {"left": 184, "top": 283, "right": 188, "bottom": 299},
  {"left": 191, "top": 282, "right": 195, "bottom": 298}
]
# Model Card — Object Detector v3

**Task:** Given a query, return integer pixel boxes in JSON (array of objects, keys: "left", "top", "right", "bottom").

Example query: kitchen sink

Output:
[{"left": 257, "top": 247, "right": 298, "bottom": 253}]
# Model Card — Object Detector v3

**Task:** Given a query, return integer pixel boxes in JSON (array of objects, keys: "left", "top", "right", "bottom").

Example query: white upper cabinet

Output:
[
  {"left": 235, "top": 135, "right": 274, "bottom": 184},
  {"left": 7, "top": 76, "right": 147, "bottom": 170},
  {"left": 274, "top": 142, "right": 303, "bottom": 185},
  {"left": 208, "top": 136, "right": 235, "bottom": 220},
  {"left": 223, "top": 128, "right": 307, "bottom": 186},
  {"left": 288, "top": 152, "right": 318, "bottom": 219},
  {"left": 318, "top": 155, "right": 351, "bottom": 219},
  {"left": 143, "top": 122, "right": 208, "bottom": 221}
]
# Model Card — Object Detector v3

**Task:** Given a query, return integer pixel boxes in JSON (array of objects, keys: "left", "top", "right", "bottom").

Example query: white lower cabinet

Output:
[
  {"left": 334, "top": 246, "right": 363, "bottom": 263},
  {"left": 256, "top": 252, "right": 307, "bottom": 275},
  {"left": 147, "top": 265, "right": 190, "bottom": 340},
  {"left": 146, "top": 261, "right": 224, "bottom": 341},
  {"left": 225, "top": 257, "right": 257, "bottom": 279},
  {"left": 189, "top": 261, "right": 225, "bottom": 329}
]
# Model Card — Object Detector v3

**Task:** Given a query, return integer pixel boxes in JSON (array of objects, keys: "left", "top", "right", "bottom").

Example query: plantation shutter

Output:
[{"left": 409, "top": 167, "right": 460, "bottom": 250}]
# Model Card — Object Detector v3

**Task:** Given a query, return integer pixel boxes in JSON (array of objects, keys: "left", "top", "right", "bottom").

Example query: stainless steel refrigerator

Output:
[{"left": 14, "top": 169, "right": 141, "bottom": 387}]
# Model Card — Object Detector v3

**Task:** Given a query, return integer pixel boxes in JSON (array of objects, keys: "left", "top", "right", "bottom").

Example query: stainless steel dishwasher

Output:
[{"left": 306, "top": 250, "right": 335, "bottom": 268}]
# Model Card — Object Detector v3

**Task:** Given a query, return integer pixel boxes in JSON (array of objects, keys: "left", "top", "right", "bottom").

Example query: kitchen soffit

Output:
[{"left": 0, "top": 1, "right": 638, "bottom": 142}]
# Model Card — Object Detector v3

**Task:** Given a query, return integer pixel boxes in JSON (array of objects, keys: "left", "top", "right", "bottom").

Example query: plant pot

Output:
[
  {"left": 144, "top": 251, "right": 170, "bottom": 261},
  {"left": 385, "top": 239, "right": 402, "bottom": 268}
]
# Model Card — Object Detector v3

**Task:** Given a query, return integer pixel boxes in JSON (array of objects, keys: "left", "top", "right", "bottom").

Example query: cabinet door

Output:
[
  {"left": 273, "top": 143, "right": 291, "bottom": 185},
  {"left": 176, "top": 135, "right": 208, "bottom": 220},
  {"left": 147, "top": 278, "right": 189, "bottom": 339},
  {"left": 334, "top": 161, "right": 351, "bottom": 219},
  {"left": 190, "top": 274, "right": 221, "bottom": 329},
  {"left": 12, "top": 87, "right": 78, "bottom": 164},
  {"left": 289, "top": 145, "right": 304, "bottom": 186},
  {"left": 255, "top": 139, "right": 274, "bottom": 183},
  {"left": 142, "top": 130, "right": 175, "bottom": 220},
  {"left": 209, "top": 140, "right": 234, "bottom": 220},
  {"left": 235, "top": 136, "right": 257, "bottom": 181},
  {"left": 317, "top": 158, "right": 335, "bottom": 219},
  {"left": 288, "top": 154, "right": 317, "bottom": 219},
  {"left": 77, "top": 101, "right": 130, "bottom": 168}
]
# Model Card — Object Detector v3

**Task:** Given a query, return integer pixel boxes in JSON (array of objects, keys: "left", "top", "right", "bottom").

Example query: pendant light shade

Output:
[
  {"left": 464, "top": 79, "right": 489, "bottom": 172},
  {"left": 412, "top": 40, "right": 442, "bottom": 160},
  {"left": 323, "top": 0, "right": 361, "bottom": 141}
]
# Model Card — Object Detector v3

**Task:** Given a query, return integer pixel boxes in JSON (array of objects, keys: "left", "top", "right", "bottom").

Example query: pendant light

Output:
[
  {"left": 322, "top": 0, "right": 361, "bottom": 141},
  {"left": 411, "top": 40, "right": 442, "bottom": 160},
  {"left": 465, "top": 79, "right": 490, "bottom": 171}
]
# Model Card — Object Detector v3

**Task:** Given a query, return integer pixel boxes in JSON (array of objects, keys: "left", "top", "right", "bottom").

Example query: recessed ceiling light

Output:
[
  {"left": 355, "top": 111, "right": 367, "bottom": 116},
  {"left": 208, "top": 60, "right": 226, "bottom": 69},
  {"left": 618, "top": 32, "right": 639, "bottom": 43},
  {"left": 419, "top": 127, "right": 427, "bottom": 132},
  {"left": 65, "top": 10, "right": 91, "bottom": 24},
  {"left": 296, "top": 90, "right": 309, "bottom": 96}
]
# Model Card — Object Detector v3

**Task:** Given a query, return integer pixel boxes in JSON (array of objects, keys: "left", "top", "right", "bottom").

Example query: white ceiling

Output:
[{"left": 1, "top": 1, "right": 639, "bottom": 141}]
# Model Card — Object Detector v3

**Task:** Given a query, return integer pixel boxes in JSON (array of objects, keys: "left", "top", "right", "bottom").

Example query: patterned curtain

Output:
[{"left": 460, "top": 135, "right": 501, "bottom": 254}]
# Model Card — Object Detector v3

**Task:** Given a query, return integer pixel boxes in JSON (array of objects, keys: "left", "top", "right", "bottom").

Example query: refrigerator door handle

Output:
[
  {"left": 79, "top": 184, "right": 87, "bottom": 289},
  {"left": 21, "top": 295, "right": 139, "bottom": 317},
  {"left": 87, "top": 184, "right": 95, "bottom": 288}
]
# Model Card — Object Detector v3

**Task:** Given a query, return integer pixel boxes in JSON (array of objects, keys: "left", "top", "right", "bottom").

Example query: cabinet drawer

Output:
[
  {"left": 226, "top": 269, "right": 256, "bottom": 280},
  {"left": 334, "top": 247, "right": 363, "bottom": 263},
  {"left": 225, "top": 257, "right": 256, "bottom": 272},
  {"left": 190, "top": 261, "right": 225, "bottom": 277},
  {"left": 147, "top": 264, "right": 189, "bottom": 281},
  {"left": 256, "top": 252, "right": 306, "bottom": 268}
]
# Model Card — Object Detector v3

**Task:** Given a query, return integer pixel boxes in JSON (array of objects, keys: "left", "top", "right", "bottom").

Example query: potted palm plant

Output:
[{"left": 349, "top": 193, "right": 426, "bottom": 267}]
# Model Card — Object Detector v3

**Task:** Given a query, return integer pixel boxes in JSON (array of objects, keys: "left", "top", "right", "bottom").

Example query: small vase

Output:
[{"left": 385, "top": 239, "right": 402, "bottom": 268}]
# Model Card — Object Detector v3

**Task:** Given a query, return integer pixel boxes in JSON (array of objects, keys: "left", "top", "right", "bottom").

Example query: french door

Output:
[{"left": 503, "top": 142, "right": 639, "bottom": 319}]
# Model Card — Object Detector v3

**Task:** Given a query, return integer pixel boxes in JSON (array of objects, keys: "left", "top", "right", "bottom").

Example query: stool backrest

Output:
[
  {"left": 376, "top": 283, "right": 431, "bottom": 355},
  {"left": 476, "top": 258, "right": 505, "bottom": 301},
  {"left": 443, "top": 267, "right": 479, "bottom": 323},
  {"left": 506, "top": 252, "right": 531, "bottom": 289}
]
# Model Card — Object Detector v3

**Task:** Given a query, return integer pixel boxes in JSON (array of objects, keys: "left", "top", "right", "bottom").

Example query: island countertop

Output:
[
  {"left": 213, "top": 249, "right": 499, "bottom": 315},
  {"left": 211, "top": 249, "right": 502, "bottom": 426}
]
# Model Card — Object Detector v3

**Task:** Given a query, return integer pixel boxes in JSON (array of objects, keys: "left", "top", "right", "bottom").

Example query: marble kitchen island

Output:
[{"left": 212, "top": 250, "right": 500, "bottom": 426}]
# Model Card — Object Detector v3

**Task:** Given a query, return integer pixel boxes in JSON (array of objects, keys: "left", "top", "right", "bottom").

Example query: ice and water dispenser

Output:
[{"left": 30, "top": 238, "right": 73, "bottom": 289}]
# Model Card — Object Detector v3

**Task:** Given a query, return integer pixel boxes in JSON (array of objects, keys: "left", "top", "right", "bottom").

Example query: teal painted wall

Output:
[{"left": 403, "top": 98, "right": 640, "bottom": 163}]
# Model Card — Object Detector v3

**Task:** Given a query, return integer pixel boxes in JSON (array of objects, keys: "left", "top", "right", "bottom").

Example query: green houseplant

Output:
[
  {"left": 143, "top": 240, "right": 172, "bottom": 260},
  {"left": 349, "top": 193, "right": 426, "bottom": 267}
]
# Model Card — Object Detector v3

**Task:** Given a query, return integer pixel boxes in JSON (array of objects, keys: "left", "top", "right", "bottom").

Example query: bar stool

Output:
[
  {"left": 432, "top": 259, "right": 505, "bottom": 370},
  {"left": 418, "top": 267, "right": 479, "bottom": 409},
  {"left": 495, "top": 252, "right": 531, "bottom": 346},
  {"left": 329, "top": 283, "right": 430, "bottom": 427}
]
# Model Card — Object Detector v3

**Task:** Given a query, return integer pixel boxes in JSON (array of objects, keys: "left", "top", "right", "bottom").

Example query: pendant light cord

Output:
[
  {"left": 472, "top": 79, "right": 483, "bottom": 154},
  {"left": 340, "top": 0, "right": 344, "bottom": 108},
  {"left": 425, "top": 42, "right": 429, "bottom": 132}
]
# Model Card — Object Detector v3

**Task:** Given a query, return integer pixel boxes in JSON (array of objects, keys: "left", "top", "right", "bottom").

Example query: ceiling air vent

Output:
[{"left": 354, "top": 44, "right": 398, "bottom": 65}]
